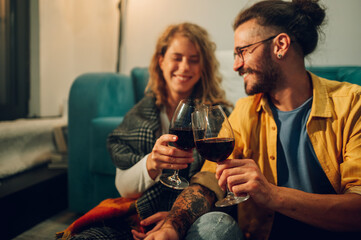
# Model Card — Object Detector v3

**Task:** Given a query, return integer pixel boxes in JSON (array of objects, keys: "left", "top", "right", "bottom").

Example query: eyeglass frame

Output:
[{"left": 233, "top": 35, "right": 278, "bottom": 62}]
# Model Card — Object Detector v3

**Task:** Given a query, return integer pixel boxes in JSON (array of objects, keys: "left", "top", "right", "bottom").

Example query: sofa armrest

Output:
[{"left": 68, "top": 73, "right": 135, "bottom": 212}]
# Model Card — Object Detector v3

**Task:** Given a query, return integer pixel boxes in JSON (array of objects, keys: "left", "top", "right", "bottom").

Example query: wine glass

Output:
[
  {"left": 160, "top": 99, "right": 197, "bottom": 190},
  {"left": 192, "top": 105, "right": 249, "bottom": 207}
]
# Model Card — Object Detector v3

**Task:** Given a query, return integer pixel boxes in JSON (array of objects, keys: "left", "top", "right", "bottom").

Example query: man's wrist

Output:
[{"left": 159, "top": 222, "right": 181, "bottom": 240}]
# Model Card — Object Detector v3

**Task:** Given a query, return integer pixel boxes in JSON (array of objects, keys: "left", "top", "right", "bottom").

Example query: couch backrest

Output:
[
  {"left": 129, "top": 66, "right": 361, "bottom": 107},
  {"left": 131, "top": 67, "right": 149, "bottom": 103},
  {"left": 306, "top": 66, "right": 361, "bottom": 86}
]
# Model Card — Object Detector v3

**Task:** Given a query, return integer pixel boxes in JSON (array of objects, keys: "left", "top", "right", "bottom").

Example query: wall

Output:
[
  {"left": 121, "top": 0, "right": 361, "bottom": 73},
  {"left": 306, "top": 0, "right": 361, "bottom": 66},
  {"left": 29, "top": 0, "right": 120, "bottom": 117},
  {"left": 30, "top": 0, "right": 361, "bottom": 117},
  {"left": 120, "top": 0, "right": 244, "bottom": 74}
]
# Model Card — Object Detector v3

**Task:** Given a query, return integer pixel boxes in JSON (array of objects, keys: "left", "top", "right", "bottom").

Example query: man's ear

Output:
[{"left": 273, "top": 33, "right": 291, "bottom": 59}]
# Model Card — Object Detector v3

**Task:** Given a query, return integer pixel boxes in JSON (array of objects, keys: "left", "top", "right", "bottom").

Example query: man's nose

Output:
[{"left": 233, "top": 55, "right": 244, "bottom": 72}]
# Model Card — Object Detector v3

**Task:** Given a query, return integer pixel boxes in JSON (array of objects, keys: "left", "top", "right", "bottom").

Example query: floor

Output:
[
  {"left": 1, "top": 165, "right": 71, "bottom": 240},
  {"left": 12, "top": 209, "right": 80, "bottom": 240}
]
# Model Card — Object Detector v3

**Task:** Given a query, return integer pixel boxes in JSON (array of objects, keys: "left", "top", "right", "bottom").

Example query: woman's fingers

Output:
[
  {"left": 132, "top": 229, "right": 146, "bottom": 240},
  {"left": 141, "top": 212, "right": 169, "bottom": 226},
  {"left": 155, "top": 134, "right": 178, "bottom": 146},
  {"left": 148, "top": 134, "right": 194, "bottom": 171},
  {"left": 131, "top": 212, "right": 169, "bottom": 239}
]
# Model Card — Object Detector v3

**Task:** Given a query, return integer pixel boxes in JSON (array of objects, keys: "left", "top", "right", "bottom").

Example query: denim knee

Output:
[{"left": 186, "top": 211, "right": 244, "bottom": 240}]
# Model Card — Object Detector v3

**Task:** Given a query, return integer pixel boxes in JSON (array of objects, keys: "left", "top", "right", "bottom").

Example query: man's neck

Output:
[{"left": 269, "top": 69, "right": 312, "bottom": 111}]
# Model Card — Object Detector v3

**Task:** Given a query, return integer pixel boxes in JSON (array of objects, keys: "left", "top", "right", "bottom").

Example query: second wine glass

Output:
[
  {"left": 192, "top": 105, "right": 250, "bottom": 207},
  {"left": 160, "top": 99, "right": 196, "bottom": 190}
]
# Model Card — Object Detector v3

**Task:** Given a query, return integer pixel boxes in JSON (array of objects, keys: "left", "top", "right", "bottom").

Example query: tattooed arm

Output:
[{"left": 144, "top": 183, "right": 216, "bottom": 240}]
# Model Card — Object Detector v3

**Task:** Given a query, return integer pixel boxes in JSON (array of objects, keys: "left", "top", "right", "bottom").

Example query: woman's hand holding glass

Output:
[
  {"left": 146, "top": 134, "right": 194, "bottom": 181},
  {"left": 160, "top": 99, "right": 196, "bottom": 189}
]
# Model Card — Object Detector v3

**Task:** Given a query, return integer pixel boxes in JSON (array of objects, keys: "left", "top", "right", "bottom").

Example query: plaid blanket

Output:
[
  {"left": 56, "top": 182, "right": 181, "bottom": 239},
  {"left": 55, "top": 198, "right": 140, "bottom": 239}
]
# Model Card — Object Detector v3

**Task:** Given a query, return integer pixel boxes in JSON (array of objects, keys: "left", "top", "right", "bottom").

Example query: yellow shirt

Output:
[{"left": 191, "top": 72, "right": 361, "bottom": 239}]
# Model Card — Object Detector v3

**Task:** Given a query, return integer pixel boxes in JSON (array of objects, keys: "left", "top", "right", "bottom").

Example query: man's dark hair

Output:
[{"left": 233, "top": 0, "right": 326, "bottom": 56}]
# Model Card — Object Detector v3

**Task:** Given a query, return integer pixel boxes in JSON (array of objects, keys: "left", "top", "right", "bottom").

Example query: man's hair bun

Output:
[{"left": 293, "top": 0, "right": 326, "bottom": 27}]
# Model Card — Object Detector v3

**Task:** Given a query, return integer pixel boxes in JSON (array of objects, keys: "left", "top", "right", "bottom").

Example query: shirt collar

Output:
[
  {"left": 255, "top": 71, "right": 332, "bottom": 118},
  {"left": 308, "top": 71, "right": 332, "bottom": 118}
]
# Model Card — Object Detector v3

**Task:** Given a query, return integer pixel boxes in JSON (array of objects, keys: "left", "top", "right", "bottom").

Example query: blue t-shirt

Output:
[
  {"left": 270, "top": 96, "right": 334, "bottom": 194},
  {"left": 268, "top": 97, "right": 344, "bottom": 239}
]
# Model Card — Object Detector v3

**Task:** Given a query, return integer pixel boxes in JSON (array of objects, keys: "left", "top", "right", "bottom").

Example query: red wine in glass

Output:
[
  {"left": 169, "top": 127, "right": 195, "bottom": 150},
  {"left": 160, "top": 99, "right": 197, "bottom": 190},
  {"left": 195, "top": 138, "right": 234, "bottom": 163},
  {"left": 192, "top": 105, "right": 249, "bottom": 207}
]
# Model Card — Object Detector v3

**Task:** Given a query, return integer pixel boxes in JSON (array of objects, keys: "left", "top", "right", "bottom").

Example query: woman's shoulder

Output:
[
  {"left": 118, "top": 95, "right": 160, "bottom": 130},
  {"left": 127, "top": 95, "right": 158, "bottom": 116}
]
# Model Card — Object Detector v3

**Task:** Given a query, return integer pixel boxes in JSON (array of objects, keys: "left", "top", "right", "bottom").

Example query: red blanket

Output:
[{"left": 56, "top": 197, "right": 145, "bottom": 239}]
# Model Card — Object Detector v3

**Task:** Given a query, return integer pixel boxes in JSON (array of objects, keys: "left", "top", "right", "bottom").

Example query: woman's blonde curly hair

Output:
[{"left": 145, "top": 22, "right": 232, "bottom": 109}]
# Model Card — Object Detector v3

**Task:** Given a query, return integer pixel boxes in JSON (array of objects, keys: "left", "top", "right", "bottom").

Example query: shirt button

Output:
[
  {"left": 271, "top": 126, "right": 276, "bottom": 130},
  {"left": 270, "top": 156, "right": 275, "bottom": 160}
]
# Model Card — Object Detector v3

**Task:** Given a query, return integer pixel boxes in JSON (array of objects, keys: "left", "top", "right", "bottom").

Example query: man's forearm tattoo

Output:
[{"left": 165, "top": 183, "right": 216, "bottom": 239}]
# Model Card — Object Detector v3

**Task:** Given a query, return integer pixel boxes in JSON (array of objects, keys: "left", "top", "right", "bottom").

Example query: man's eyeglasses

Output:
[{"left": 233, "top": 35, "right": 277, "bottom": 62}]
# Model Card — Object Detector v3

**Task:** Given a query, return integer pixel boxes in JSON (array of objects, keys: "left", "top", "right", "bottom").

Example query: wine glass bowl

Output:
[
  {"left": 192, "top": 105, "right": 249, "bottom": 207},
  {"left": 194, "top": 138, "right": 235, "bottom": 163},
  {"left": 168, "top": 127, "right": 195, "bottom": 150},
  {"left": 160, "top": 99, "right": 196, "bottom": 190}
]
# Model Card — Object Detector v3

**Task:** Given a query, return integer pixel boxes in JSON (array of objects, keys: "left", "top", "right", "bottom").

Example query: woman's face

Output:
[{"left": 159, "top": 35, "right": 202, "bottom": 100}]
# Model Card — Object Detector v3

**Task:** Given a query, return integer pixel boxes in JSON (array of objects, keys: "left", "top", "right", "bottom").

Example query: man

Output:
[{"left": 144, "top": 0, "right": 361, "bottom": 239}]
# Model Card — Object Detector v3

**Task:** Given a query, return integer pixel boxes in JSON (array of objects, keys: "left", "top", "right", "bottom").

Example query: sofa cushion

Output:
[{"left": 90, "top": 117, "right": 124, "bottom": 175}]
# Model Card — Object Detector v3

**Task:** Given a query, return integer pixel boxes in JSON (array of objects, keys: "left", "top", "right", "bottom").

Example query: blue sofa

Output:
[
  {"left": 68, "top": 67, "right": 149, "bottom": 213},
  {"left": 67, "top": 66, "right": 361, "bottom": 213}
]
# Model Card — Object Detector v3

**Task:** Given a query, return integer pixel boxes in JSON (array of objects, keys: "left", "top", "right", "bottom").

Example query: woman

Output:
[
  {"left": 65, "top": 22, "right": 231, "bottom": 240},
  {"left": 109, "top": 22, "right": 231, "bottom": 200}
]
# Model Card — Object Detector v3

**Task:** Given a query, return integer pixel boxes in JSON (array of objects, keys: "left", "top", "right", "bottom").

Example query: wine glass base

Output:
[
  {"left": 215, "top": 194, "right": 250, "bottom": 207},
  {"left": 160, "top": 173, "right": 189, "bottom": 190}
]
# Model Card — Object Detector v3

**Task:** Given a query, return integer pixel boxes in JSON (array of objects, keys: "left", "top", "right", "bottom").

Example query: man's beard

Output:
[{"left": 242, "top": 45, "right": 282, "bottom": 95}]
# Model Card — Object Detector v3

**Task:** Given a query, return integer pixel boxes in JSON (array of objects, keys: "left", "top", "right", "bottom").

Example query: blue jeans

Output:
[{"left": 185, "top": 211, "right": 244, "bottom": 240}]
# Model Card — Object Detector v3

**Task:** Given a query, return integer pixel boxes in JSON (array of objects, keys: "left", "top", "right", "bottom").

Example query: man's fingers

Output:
[{"left": 216, "top": 158, "right": 253, "bottom": 178}]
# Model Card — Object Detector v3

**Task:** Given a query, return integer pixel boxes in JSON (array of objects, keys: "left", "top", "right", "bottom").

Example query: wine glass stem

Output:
[
  {"left": 225, "top": 186, "right": 250, "bottom": 201},
  {"left": 225, "top": 187, "right": 235, "bottom": 199},
  {"left": 169, "top": 170, "right": 181, "bottom": 183}
]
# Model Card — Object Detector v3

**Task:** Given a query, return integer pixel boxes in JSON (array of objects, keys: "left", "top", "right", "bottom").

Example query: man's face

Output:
[{"left": 233, "top": 19, "right": 281, "bottom": 95}]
